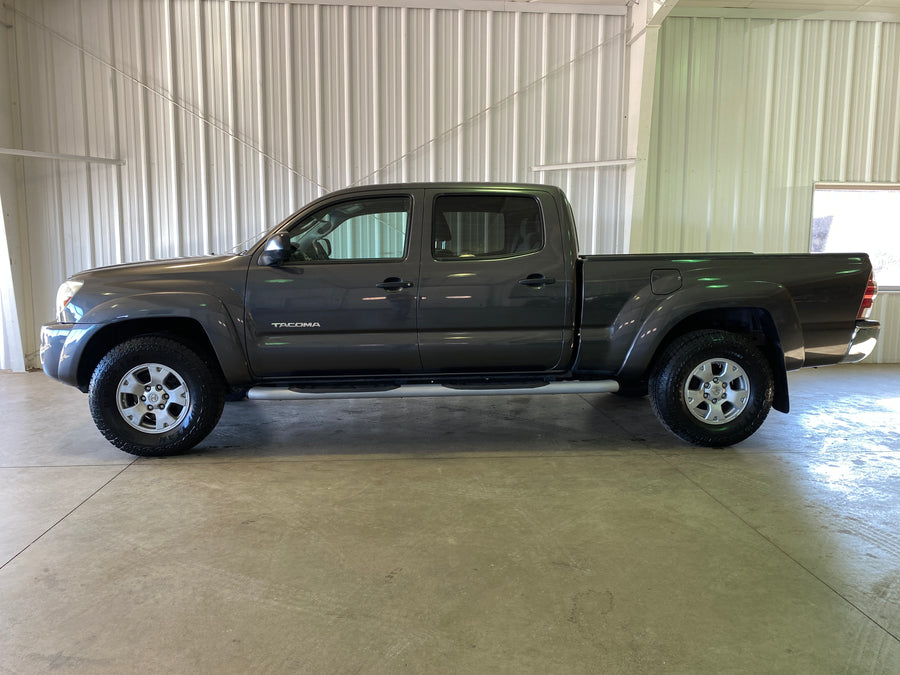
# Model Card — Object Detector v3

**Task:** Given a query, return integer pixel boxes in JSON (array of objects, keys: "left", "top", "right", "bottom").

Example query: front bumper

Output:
[
  {"left": 40, "top": 322, "right": 97, "bottom": 387},
  {"left": 840, "top": 319, "right": 880, "bottom": 364},
  {"left": 40, "top": 323, "right": 71, "bottom": 380}
]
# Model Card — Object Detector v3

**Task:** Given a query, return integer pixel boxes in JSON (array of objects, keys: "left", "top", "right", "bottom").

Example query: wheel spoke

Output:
[
  {"left": 165, "top": 383, "right": 188, "bottom": 403},
  {"left": 693, "top": 362, "right": 716, "bottom": 384},
  {"left": 705, "top": 400, "right": 726, "bottom": 423},
  {"left": 153, "top": 407, "right": 180, "bottom": 431},
  {"left": 119, "top": 402, "right": 145, "bottom": 425},
  {"left": 117, "top": 373, "right": 147, "bottom": 398},
  {"left": 685, "top": 393, "right": 707, "bottom": 411}
]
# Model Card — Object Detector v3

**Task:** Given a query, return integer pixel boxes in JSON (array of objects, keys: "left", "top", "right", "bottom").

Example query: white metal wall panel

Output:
[
  {"left": 10, "top": 0, "right": 627, "bottom": 365},
  {"left": 646, "top": 15, "right": 900, "bottom": 362}
]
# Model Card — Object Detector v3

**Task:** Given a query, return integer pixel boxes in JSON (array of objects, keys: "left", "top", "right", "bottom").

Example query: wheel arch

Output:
[
  {"left": 624, "top": 307, "right": 790, "bottom": 414},
  {"left": 75, "top": 318, "right": 227, "bottom": 392}
]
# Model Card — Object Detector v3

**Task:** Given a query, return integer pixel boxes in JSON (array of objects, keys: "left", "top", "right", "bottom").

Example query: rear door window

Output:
[{"left": 432, "top": 195, "right": 543, "bottom": 260}]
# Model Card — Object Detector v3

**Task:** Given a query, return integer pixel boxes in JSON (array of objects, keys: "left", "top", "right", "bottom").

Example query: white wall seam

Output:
[
  {"left": 194, "top": 0, "right": 211, "bottom": 255},
  {"left": 342, "top": 5, "right": 351, "bottom": 187},
  {"left": 456, "top": 9, "right": 464, "bottom": 181},
  {"left": 511, "top": 11, "right": 520, "bottom": 183},
  {"left": 106, "top": 0, "right": 125, "bottom": 264},
  {"left": 783, "top": 20, "right": 802, "bottom": 254},
  {"left": 430, "top": 7, "right": 438, "bottom": 181},
  {"left": 705, "top": 17, "right": 721, "bottom": 251},
  {"left": 484, "top": 11, "right": 493, "bottom": 182},
  {"left": 590, "top": 15, "right": 602, "bottom": 253},
  {"left": 537, "top": 12, "right": 548, "bottom": 185},
  {"left": 165, "top": 0, "right": 182, "bottom": 258},
  {"left": 76, "top": 0, "right": 95, "bottom": 269},
  {"left": 839, "top": 22, "right": 856, "bottom": 182},
  {"left": 758, "top": 21, "right": 775, "bottom": 250},
  {"left": 892, "top": 23, "right": 900, "bottom": 183},
  {"left": 400, "top": 7, "right": 408, "bottom": 182},
  {"left": 225, "top": 1, "right": 239, "bottom": 246},
  {"left": 370, "top": 5, "right": 380, "bottom": 184},
  {"left": 255, "top": 3, "right": 268, "bottom": 231},
  {"left": 613, "top": 21, "right": 624, "bottom": 253},
  {"left": 865, "top": 22, "right": 883, "bottom": 184},
  {"left": 565, "top": 15, "right": 575, "bottom": 206},
  {"left": 42, "top": 6, "right": 65, "bottom": 293},
  {"left": 729, "top": 18, "right": 749, "bottom": 252},
  {"left": 677, "top": 19, "right": 692, "bottom": 253},
  {"left": 812, "top": 20, "right": 829, "bottom": 183}
]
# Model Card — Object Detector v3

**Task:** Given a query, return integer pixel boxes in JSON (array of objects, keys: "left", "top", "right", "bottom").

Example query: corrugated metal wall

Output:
[
  {"left": 645, "top": 15, "right": 900, "bottom": 362},
  {"left": 9, "top": 0, "right": 627, "bottom": 366}
]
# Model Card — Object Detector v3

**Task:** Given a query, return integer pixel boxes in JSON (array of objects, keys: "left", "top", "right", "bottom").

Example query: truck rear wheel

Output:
[
  {"left": 89, "top": 337, "right": 225, "bottom": 456},
  {"left": 649, "top": 330, "right": 773, "bottom": 447}
]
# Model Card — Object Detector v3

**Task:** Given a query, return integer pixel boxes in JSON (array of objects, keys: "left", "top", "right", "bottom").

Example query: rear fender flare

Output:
[{"left": 617, "top": 282, "right": 803, "bottom": 407}]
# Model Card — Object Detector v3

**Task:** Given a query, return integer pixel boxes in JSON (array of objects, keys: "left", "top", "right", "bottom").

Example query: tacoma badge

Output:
[{"left": 271, "top": 322, "right": 322, "bottom": 328}]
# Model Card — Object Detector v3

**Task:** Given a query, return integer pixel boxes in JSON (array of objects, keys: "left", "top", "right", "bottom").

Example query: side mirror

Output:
[{"left": 258, "top": 232, "right": 293, "bottom": 266}]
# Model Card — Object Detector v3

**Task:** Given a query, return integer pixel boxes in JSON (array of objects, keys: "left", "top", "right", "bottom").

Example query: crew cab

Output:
[{"left": 40, "top": 183, "right": 880, "bottom": 455}]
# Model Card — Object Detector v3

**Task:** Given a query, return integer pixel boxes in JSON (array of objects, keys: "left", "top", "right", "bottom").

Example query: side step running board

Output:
[{"left": 247, "top": 380, "right": 620, "bottom": 401}]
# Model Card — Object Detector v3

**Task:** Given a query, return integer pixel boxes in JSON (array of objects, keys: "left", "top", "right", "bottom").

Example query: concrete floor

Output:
[{"left": 1, "top": 365, "right": 898, "bottom": 673}]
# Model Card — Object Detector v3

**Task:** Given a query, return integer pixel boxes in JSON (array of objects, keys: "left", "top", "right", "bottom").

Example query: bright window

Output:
[
  {"left": 287, "top": 196, "right": 410, "bottom": 262},
  {"left": 811, "top": 184, "right": 900, "bottom": 290}
]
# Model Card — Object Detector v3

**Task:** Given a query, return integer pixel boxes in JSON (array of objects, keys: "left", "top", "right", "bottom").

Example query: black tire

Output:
[
  {"left": 89, "top": 337, "right": 225, "bottom": 456},
  {"left": 649, "top": 330, "right": 774, "bottom": 447}
]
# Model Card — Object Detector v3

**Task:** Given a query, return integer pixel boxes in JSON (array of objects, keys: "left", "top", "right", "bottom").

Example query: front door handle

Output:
[
  {"left": 376, "top": 277, "right": 414, "bottom": 291},
  {"left": 518, "top": 274, "right": 556, "bottom": 287}
]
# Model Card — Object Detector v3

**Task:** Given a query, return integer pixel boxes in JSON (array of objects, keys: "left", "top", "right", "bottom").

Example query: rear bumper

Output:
[{"left": 840, "top": 319, "right": 880, "bottom": 364}]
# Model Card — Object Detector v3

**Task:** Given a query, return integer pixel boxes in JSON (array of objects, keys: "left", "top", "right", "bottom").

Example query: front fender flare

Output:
[{"left": 62, "top": 292, "right": 250, "bottom": 387}]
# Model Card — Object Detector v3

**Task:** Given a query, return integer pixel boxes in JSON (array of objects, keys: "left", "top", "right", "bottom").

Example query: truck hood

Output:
[{"left": 71, "top": 254, "right": 243, "bottom": 281}]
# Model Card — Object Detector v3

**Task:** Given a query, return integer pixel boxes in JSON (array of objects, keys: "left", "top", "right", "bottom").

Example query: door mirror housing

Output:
[{"left": 259, "top": 232, "right": 293, "bottom": 266}]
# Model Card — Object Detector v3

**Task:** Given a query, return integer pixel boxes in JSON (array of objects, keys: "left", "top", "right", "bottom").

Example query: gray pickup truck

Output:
[{"left": 41, "top": 183, "right": 880, "bottom": 456}]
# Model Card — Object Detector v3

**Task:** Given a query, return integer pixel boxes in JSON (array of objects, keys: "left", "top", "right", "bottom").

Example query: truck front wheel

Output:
[
  {"left": 649, "top": 330, "right": 774, "bottom": 447},
  {"left": 89, "top": 337, "right": 225, "bottom": 456}
]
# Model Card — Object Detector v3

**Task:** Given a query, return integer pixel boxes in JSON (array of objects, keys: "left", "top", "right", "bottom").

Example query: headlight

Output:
[{"left": 55, "top": 280, "right": 83, "bottom": 320}]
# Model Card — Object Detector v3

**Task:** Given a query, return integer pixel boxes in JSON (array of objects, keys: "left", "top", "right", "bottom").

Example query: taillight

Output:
[{"left": 858, "top": 273, "right": 877, "bottom": 319}]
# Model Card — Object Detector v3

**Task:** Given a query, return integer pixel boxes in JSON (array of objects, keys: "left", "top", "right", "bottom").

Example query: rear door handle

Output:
[
  {"left": 518, "top": 274, "right": 556, "bottom": 287},
  {"left": 376, "top": 277, "right": 414, "bottom": 291}
]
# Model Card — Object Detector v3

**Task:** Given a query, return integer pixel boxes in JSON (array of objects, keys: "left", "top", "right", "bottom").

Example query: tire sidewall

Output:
[{"left": 89, "top": 337, "right": 223, "bottom": 456}]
